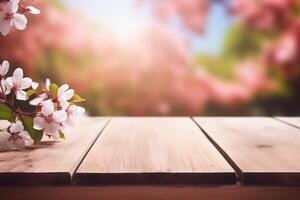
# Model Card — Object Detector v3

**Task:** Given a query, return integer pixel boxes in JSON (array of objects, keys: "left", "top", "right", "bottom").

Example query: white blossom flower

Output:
[
  {"left": 33, "top": 100, "right": 67, "bottom": 140},
  {"left": 5, "top": 68, "right": 32, "bottom": 100},
  {"left": 0, "top": 60, "right": 9, "bottom": 77},
  {"left": 0, "top": 0, "right": 27, "bottom": 36},
  {"left": 0, "top": 121, "right": 31, "bottom": 152},
  {"left": 30, "top": 78, "right": 51, "bottom": 106},
  {"left": 56, "top": 84, "right": 74, "bottom": 110},
  {"left": 64, "top": 105, "right": 85, "bottom": 126}
]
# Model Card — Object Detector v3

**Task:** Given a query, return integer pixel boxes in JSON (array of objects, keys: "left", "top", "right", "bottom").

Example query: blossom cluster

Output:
[
  {"left": 231, "top": 0, "right": 300, "bottom": 78},
  {"left": 0, "top": 60, "right": 85, "bottom": 151},
  {"left": 0, "top": 0, "right": 39, "bottom": 36},
  {"left": 0, "top": 1, "right": 85, "bottom": 152}
]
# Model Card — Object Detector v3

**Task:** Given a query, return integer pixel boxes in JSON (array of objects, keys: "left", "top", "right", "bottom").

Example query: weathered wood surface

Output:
[
  {"left": 0, "top": 117, "right": 109, "bottom": 185},
  {"left": 276, "top": 117, "right": 300, "bottom": 129},
  {"left": 75, "top": 117, "right": 235, "bottom": 184},
  {"left": 2, "top": 116, "right": 300, "bottom": 188},
  {"left": 2, "top": 186, "right": 300, "bottom": 200},
  {"left": 194, "top": 117, "right": 300, "bottom": 185}
]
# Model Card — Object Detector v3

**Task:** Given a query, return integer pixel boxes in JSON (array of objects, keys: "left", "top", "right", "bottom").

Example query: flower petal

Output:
[
  {"left": 19, "top": 131, "right": 30, "bottom": 141},
  {"left": 9, "top": 0, "right": 20, "bottom": 13},
  {"left": 13, "top": 68, "right": 23, "bottom": 82},
  {"left": 10, "top": 121, "right": 24, "bottom": 133},
  {"left": 44, "top": 122, "right": 59, "bottom": 135},
  {"left": 26, "top": 6, "right": 40, "bottom": 15},
  {"left": 16, "top": 89, "right": 27, "bottom": 100},
  {"left": 69, "top": 105, "right": 85, "bottom": 116},
  {"left": 20, "top": 77, "right": 32, "bottom": 89},
  {"left": 16, "top": 90, "right": 28, "bottom": 100},
  {"left": 4, "top": 77, "right": 14, "bottom": 90},
  {"left": 53, "top": 110, "right": 67, "bottom": 123},
  {"left": 57, "top": 84, "right": 69, "bottom": 96},
  {"left": 29, "top": 98, "right": 42, "bottom": 106},
  {"left": 0, "top": 79, "right": 7, "bottom": 94},
  {"left": 59, "top": 97, "right": 69, "bottom": 110},
  {"left": 75, "top": 106, "right": 85, "bottom": 115},
  {"left": 50, "top": 131, "right": 60, "bottom": 140},
  {"left": 0, "top": 20, "right": 12, "bottom": 36},
  {"left": 0, "top": 60, "right": 9, "bottom": 76},
  {"left": 41, "top": 100, "right": 54, "bottom": 116},
  {"left": 45, "top": 78, "right": 51, "bottom": 91},
  {"left": 5, "top": 89, "right": 11, "bottom": 95},
  {"left": 63, "top": 89, "right": 74, "bottom": 101},
  {"left": 33, "top": 117, "right": 46, "bottom": 130},
  {"left": 29, "top": 94, "right": 47, "bottom": 106},
  {"left": 13, "top": 14, "right": 27, "bottom": 31},
  {"left": 31, "top": 82, "right": 39, "bottom": 90}
]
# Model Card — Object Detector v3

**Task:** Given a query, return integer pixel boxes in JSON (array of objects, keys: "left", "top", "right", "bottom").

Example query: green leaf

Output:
[
  {"left": 71, "top": 93, "right": 86, "bottom": 103},
  {"left": 20, "top": 115, "right": 43, "bottom": 144},
  {"left": 49, "top": 83, "right": 59, "bottom": 98},
  {"left": 0, "top": 103, "right": 14, "bottom": 121},
  {"left": 59, "top": 131, "right": 65, "bottom": 139}
]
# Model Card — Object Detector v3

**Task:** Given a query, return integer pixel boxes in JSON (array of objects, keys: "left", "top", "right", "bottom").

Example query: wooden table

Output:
[{"left": 1, "top": 117, "right": 300, "bottom": 200}]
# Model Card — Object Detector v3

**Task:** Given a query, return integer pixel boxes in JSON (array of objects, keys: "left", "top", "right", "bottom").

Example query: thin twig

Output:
[{"left": 0, "top": 98, "right": 37, "bottom": 117}]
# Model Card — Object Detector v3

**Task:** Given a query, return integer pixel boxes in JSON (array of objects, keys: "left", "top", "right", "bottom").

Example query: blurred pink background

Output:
[{"left": 1, "top": 0, "right": 300, "bottom": 116}]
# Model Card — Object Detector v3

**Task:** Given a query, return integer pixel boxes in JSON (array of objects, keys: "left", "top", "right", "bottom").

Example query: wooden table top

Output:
[{"left": 1, "top": 117, "right": 300, "bottom": 186}]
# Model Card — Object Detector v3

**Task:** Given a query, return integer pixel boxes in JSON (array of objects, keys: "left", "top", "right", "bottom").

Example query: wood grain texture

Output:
[
  {"left": 1, "top": 186, "right": 300, "bottom": 200},
  {"left": 75, "top": 117, "right": 235, "bottom": 185},
  {"left": 194, "top": 117, "right": 300, "bottom": 185},
  {"left": 276, "top": 117, "right": 300, "bottom": 129},
  {"left": 0, "top": 117, "right": 109, "bottom": 185}
]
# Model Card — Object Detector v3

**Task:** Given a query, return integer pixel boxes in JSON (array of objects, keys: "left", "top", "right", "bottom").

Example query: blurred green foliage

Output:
[
  {"left": 195, "top": 24, "right": 267, "bottom": 80},
  {"left": 194, "top": 24, "right": 300, "bottom": 116}
]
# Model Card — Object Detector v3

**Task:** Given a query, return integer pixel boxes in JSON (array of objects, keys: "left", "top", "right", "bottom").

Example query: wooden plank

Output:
[
  {"left": 276, "top": 117, "right": 300, "bottom": 129},
  {"left": 194, "top": 117, "right": 300, "bottom": 185},
  {"left": 75, "top": 117, "right": 235, "bottom": 184},
  {"left": 0, "top": 117, "right": 109, "bottom": 185},
  {"left": 2, "top": 186, "right": 300, "bottom": 200}
]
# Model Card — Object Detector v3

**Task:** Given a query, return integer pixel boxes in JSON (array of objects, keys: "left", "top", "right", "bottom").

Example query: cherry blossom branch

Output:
[
  {"left": 0, "top": 60, "right": 85, "bottom": 152},
  {"left": 0, "top": 1, "right": 85, "bottom": 152}
]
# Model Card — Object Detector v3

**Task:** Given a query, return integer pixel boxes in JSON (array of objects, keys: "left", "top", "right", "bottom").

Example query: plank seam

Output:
[
  {"left": 71, "top": 118, "right": 112, "bottom": 185},
  {"left": 273, "top": 117, "right": 300, "bottom": 129},
  {"left": 191, "top": 117, "right": 242, "bottom": 183}
]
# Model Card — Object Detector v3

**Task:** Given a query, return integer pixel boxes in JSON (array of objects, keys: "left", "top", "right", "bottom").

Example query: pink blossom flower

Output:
[
  {"left": 0, "top": 0, "right": 27, "bottom": 36},
  {"left": 0, "top": 121, "right": 31, "bottom": 151},
  {"left": 5, "top": 67, "right": 32, "bottom": 100},
  {"left": 231, "top": 0, "right": 296, "bottom": 30},
  {"left": 33, "top": 100, "right": 67, "bottom": 139},
  {"left": 56, "top": 84, "right": 74, "bottom": 110},
  {"left": 64, "top": 105, "right": 85, "bottom": 127}
]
